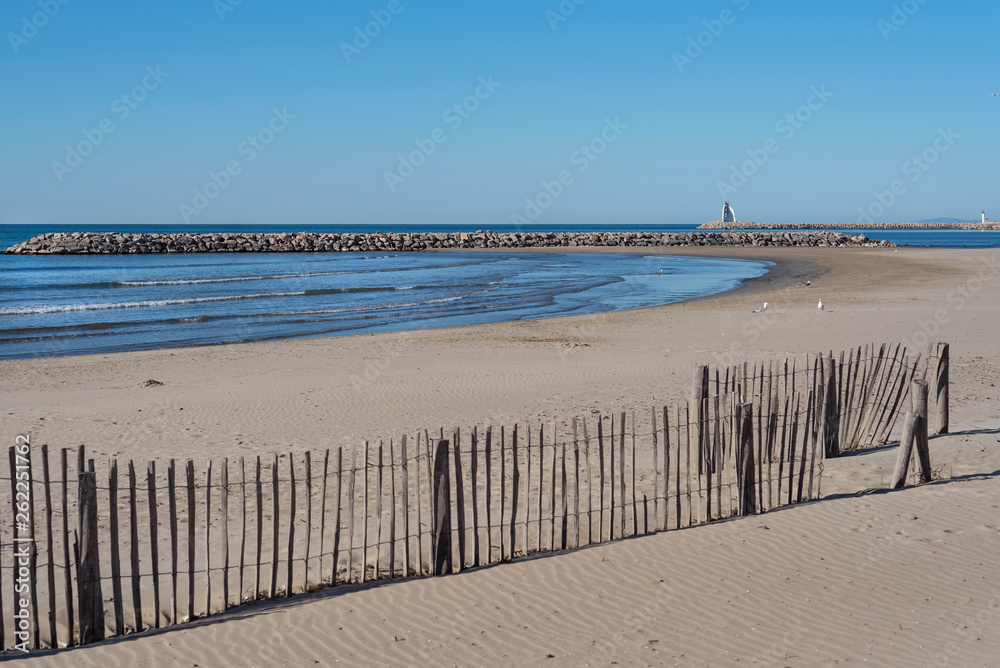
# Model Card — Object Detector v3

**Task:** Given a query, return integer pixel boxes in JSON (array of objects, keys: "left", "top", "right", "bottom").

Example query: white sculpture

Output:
[{"left": 722, "top": 202, "right": 736, "bottom": 224}]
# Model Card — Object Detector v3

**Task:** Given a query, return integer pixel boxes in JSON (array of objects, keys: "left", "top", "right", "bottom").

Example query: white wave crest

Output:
[{"left": 0, "top": 292, "right": 306, "bottom": 316}]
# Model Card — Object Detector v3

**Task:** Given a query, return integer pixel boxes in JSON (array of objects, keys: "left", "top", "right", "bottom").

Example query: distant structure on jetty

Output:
[
  {"left": 699, "top": 220, "right": 1000, "bottom": 230},
  {"left": 722, "top": 202, "right": 736, "bottom": 224}
]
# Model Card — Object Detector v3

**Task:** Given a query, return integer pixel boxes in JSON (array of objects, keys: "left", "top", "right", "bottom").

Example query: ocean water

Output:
[
  {"left": 3, "top": 222, "right": 996, "bottom": 361},
  {"left": 0, "top": 242, "right": 770, "bottom": 360}
]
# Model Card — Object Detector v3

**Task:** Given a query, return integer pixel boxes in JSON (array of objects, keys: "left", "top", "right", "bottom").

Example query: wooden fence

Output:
[
  {"left": 0, "top": 342, "right": 948, "bottom": 652},
  {"left": 701, "top": 341, "right": 948, "bottom": 453}
]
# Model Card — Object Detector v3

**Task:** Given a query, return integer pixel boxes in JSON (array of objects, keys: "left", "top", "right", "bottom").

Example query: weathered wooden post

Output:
[
  {"left": 823, "top": 356, "right": 841, "bottom": 458},
  {"left": 891, "top": 379, "right": 931, "bottom": 488},
  {"left": 736, "top": 402, "right": 757, "bottom": 516},
  {"left": 78, "top": 470, "right": 105, "bottom": 644},
  {"left": 108, "top": 460, "right": 124, "bottom": 636},
  {"left": 692, "top": 364, "right": 709, "bottom": 474},
  {"left": 890, "top": 411, "right": 918, "bottom": 489},
  {"left": 912, "top": 379, "right": 931, "bottom": 483},
  {"left": 935, "top": 343, "right": 949, "bottom": 435},
  {"left": 432, "top": 439, "right": 452, "bottom": 576}
]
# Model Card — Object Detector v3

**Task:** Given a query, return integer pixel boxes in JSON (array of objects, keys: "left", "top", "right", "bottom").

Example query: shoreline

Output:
[
  {"left": 459, "top": 244, "right": 826, "bottom": 303},
  {"left": 1, "top": 246, "right": 816, "bottom": 363},
  {"left": 1, "top": 246, "right": 812, "bottom": 363}
]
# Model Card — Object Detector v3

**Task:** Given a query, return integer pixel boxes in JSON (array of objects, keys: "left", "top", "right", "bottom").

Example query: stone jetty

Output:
[
  {"left": 697, "top": 220, "right": 1000, "bottom": 230},
  {"left": 3, "top": 230, "right": 896, "bottom": 255}
]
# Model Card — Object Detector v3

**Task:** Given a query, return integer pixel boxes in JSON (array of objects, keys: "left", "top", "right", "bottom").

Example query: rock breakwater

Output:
[
  {"left": 698, "top": 220, "right": 1000, "bottom": 230},
  {"left": 3, "top": 230, "right": 896, "bottom": 255}
]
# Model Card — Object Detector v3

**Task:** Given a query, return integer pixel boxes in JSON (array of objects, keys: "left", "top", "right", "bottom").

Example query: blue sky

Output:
[{"left": 1, "top": 0, "right": 996, "bottom": 226}]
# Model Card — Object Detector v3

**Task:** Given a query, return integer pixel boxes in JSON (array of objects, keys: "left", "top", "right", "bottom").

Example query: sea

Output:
[{"left": 2, "top": 223, "right": 998, "bottom": 361}]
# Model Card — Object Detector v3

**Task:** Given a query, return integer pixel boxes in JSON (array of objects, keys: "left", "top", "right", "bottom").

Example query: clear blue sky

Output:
[{"left": 1, "top": 0, "right": 996, "bottom": 226}]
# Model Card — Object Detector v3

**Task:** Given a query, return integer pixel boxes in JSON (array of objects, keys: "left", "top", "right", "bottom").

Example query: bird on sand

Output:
[
  {"left": 818, "top": 299, "right": 825, "bottom": 311},
  {"left": 802, "top": 280, "right": 811, "bottom": 286},
  {"left": 753, "top": 302, "right": 768, "bottom": 313}
]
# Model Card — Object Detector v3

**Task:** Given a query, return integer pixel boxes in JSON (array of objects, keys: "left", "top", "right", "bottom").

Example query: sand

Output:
[{"left": 2, "top": 246, "right": 999, "bottom": 666}]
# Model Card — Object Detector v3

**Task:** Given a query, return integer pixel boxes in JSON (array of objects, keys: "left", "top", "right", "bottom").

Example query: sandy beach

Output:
[{"left": 3, "top": 245, "right": 1000, "bottom": 666}]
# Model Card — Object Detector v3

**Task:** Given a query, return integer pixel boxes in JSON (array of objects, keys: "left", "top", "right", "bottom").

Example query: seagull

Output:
[
  {"left": 802, "top": 280, "right": 811, "bottom": 286},
  {"left": 753, "top": 302, "right": 768, "bottom": 313},
  {"left": 818, "top": 299, "right": 825, "bottom": 311}
]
